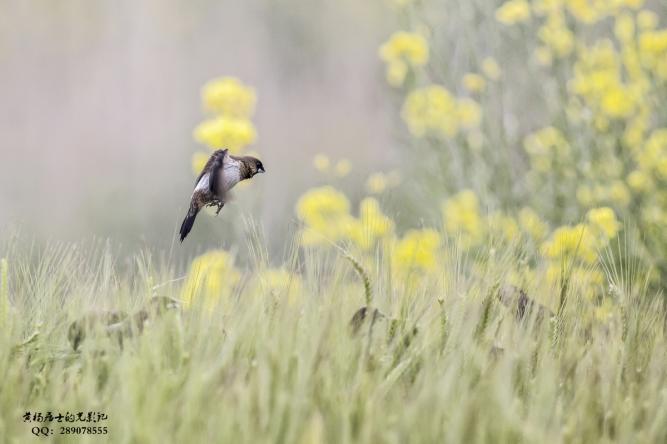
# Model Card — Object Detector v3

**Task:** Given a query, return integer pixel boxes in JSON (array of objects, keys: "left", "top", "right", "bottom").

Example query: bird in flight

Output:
[{"left": 179, "top": 149, "right": 265, "bottom": 241}]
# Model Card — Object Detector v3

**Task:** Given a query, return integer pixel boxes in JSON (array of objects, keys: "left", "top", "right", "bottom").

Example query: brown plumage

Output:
[{"left": 180, "top": 149, "right": 265, "bottom": 242}]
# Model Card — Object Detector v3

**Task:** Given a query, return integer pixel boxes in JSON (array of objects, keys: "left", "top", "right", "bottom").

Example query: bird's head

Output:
[{"left": 243, "top": 156, "right": 266, "bottom": 178}]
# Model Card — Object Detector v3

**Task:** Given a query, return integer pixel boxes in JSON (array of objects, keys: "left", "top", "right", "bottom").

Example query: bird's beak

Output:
[{"left": 258, "top": 167, "right": 265, "bottom": 174}]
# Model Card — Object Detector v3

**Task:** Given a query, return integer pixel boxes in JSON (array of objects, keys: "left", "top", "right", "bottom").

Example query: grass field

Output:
[
  {"left": 1, "top": 234, "right": 665, "bottom": 443},
  {"left": 3, "top": 0, "right": 667, "bottom": 442}
]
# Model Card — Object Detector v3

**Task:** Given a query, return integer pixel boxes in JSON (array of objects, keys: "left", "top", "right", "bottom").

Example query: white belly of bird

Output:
[
  {"left": 193, "top": 163, "right": 242, "bottom": 196},
  {"left": 222, "top": 162, "right": 241, "bottom": 191}
]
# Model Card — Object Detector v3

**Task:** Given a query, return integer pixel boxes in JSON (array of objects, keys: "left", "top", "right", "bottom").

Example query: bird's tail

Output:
[{"left": 179, "top": 203, "right": 200, "bottom": 242}]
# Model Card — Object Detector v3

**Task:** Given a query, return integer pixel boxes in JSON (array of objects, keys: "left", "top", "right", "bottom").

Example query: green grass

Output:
[{"left": 0, "top": 237, "right": 666, "bottom": 444}]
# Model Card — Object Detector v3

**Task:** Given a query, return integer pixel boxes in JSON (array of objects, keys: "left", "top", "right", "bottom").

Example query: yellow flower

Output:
[
  {"left": 386, "top": 60, "right": 408, "bottom": 87},
  {"left": 566, "top": 0, "right": 607, "bottom": 24},
  {"left": 313, "top": 154, "right": 331, "bottom": 172},
  {"left": 600, "top": 85, "right": 636, "bottom": 119},
  {"left": 587, "top": 207, "right": 621, "bottom": 239},
  {"left": 541, "top": 224, "right": 598, "bottom": 264},
  {"left": 457, "top": 98, "right": 482, "bottom": 129},
  {"left": 623, "top": 0, "right": 644, "bottom": 9},
  {"left": 334, "top": 159, "right": 352, "bottom": 177},
  {"left": 545, "top": 264, "right": 604, "bottom": 296},
  {"left": 488, "top": 212, "right": 520, "bottom": 243},
  {"left": 297, "top": 186, "right": 350, "bottom": 226},
  {"left": 639, "top": 30, "right": 667, "bottom": 77},
  {"left": 462, "top": 73, "right": 486, "bottom": 93},
  {"left": 442, "top": 190, "right": 485, "bottom": 248},
  {"left": 637, "top": 129, "right": 667, "bottom": 173},
  {"left": 392, "top": 229, "right": 441, "bottom": 272},
  {"left": 639, "top": 30, "right": 667, "bottom": 54},
  {"left": 626, "top": 170, "right": 652, "bottom": 192},
  {"left": 609, "top": 181, "right": 631, "bottom": 206},
  {"left": 524, "top": 127, "right": 571, "bottom": 171},
  {"left": 538, "top": 12, "right": 574, "bottom": 57},
  {"left": 296, "top": 186, "right": 352, "bottom": 245},
  {"left": 482, "top": 57, "right": 502, "bottom": 81},
  {"left": 347, "top": 198, "right": 395, "bottom": 250},
  {"left": 532, "top": 0, "right": 564, "bottom": 16},
  {"left": 379, "top": 31, "right": 429, "bottom": 86},
  {"left": 193, "top": 117, "right": 257, "bottom": 153},
  {"left": 366, "top": 172, "right": 388, "bottom": 194},
  {"left": 201, "top": 77, "right": 256, "bottom": 118},
  {"left": 614, "top": 13, "right": 635, "bottom": 42},
  {"left": 402, "top": 85, "right": 459, "bottom": 137},
  {"left": 181, "top": 250, "right": 240, "bottom": 310},
  {"left": 637, "top": 10, "right": 658, "bottom": 30},
  {"left": 379, "top": 31, "right": 429, "bottom": 67},
  {"left": 402, "top": 86, "right": 481, "bottom": 137},
  {"left": 518, "top": 207, "right": 549, "bottom": 241},
  {"left": 496, "top": 0, "right": 532, "bottom": 25},
  {"left": 577, "top": 185, "right": 595, "bottom": 207},
  {"left": 624, "top": 118, "right": 647, "bottom": 149},
  {"left": 534, "top": 46, "right": 554, "bottom": 66}
]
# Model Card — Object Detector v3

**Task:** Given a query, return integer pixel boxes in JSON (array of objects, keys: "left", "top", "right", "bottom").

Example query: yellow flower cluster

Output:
[
  {"left": 540, "top": 207, "right": 621, "bottom": 291},
  {"left": 496, "top": 0, "right": 532, "bottom": 25},
  {"left": 191, "top": 77, "right": 259, "bottom": 175},
  {"left": 366, "top": 171, "right": 401, "bottom": 194},
  {"left": 201, "top": 77, "right": 256, "bottom": 118},
  {"left": 587, "top": 207, "right": 622, "bottom": 238},
  {"left": 481, "top": 58, "right": 502, "bottom": 81},
  {"left": 312, "top": 154, "right": 352, "bottom": 178},
  {"left": 181, "top": 250, "right": 240, "bottom": 310},
  {"left": 442, "top": 190, "right": 485, "bottom": 248},
  {"left": 571, "top": 40, "right": 639, "bottom": 122},
  {"left": 402, "top": 86, "right": 482, "bottom": 138},
  {"left": 349, "top": 198, "right": 395, "bottom": 251},
  {"left": 296, "top": 187, "right": 394, "bottom": 250},
  {"left": 537, "top": 10, "right": 575, "bottom": 58},
  {"left": 565, "top": 0, "right": 644, "bottom": 24},
  {"left": 193, "top": 117, "right": 257, "bottom": 153},
  {"left": 379, "top": 31, "right": 429, "bottom": 87},
  {"left": 293, "top": 181, "right": 621, "bottom": 302},
  {"left": 518, "top": 207, "right": 549, "bottom": 242},
  {"left": 493, "top": 2, "right": 667, "bottom": 249},
  {"left": 297, "top": 186, "right": 352, "bottom": 245},
  {"left": 441, "top": 191, "right": 549, "bottom": 248},
  {"left": 392, "top": 229, "right": 441, "bottom": 272},
  {"left": 524, "top": 126, "right": 572, "bottom": 173},
  {"left": 462, "top": 73, "right": 486, "bottom": 94},
  {"left": 370, "top": 1, "right": 667, "bottom": 299}
]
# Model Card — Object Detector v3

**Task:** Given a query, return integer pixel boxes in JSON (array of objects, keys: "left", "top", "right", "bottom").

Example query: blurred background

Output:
[
  {"left": 2, "top": 0, "right": 667, "bottom": 287},
  {"left": 0, "top": 0, "right": 396, "bottom": 254}
]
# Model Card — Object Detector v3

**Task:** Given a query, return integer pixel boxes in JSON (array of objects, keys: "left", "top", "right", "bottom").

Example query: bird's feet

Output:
[{"left": 215, "top": 202, "right": 224, "bottom": 215}]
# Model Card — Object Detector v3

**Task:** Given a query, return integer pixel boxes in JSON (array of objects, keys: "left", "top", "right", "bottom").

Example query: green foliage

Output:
[{"left": 0, "top": 240, "right": 665, "bottom": 443}]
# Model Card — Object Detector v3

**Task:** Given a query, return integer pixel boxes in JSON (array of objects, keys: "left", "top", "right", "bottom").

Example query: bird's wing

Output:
[
  {"left": 193, "top": 149, "right": 229, "bottom": 192},
  {"left": 208, "top": 149, "right": 229, "bottom": 196}
]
